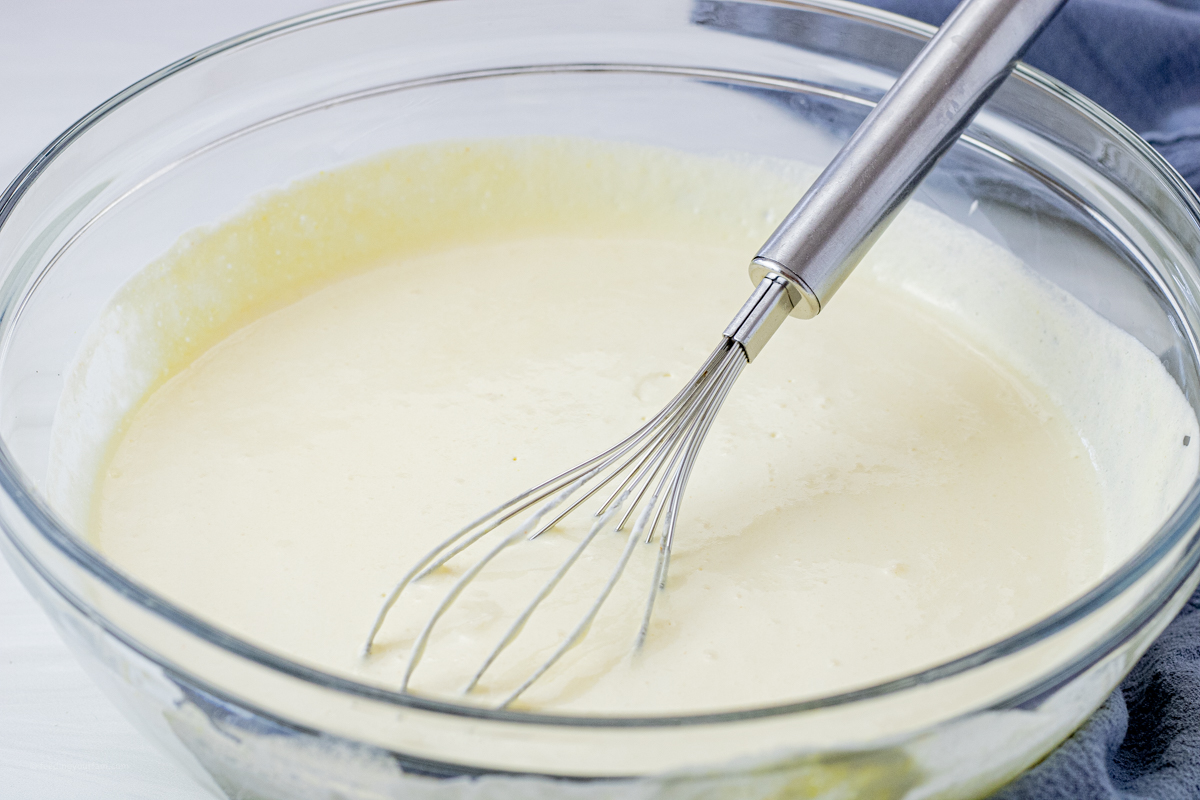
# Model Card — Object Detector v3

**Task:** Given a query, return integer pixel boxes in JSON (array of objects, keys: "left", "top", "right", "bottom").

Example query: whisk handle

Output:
[{"left": 750, "top": 0, "right": 1066, "bottom": 319}]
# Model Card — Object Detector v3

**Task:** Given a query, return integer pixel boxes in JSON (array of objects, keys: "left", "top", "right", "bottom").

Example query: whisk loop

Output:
[{"left": 363, "top": 274, "right": 792, "bottom": 707}]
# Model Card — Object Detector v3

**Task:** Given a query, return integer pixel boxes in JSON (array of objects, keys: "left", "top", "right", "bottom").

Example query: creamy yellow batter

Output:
[{"left": 51, "top": 139, "right": 1199, "bottom": 715}]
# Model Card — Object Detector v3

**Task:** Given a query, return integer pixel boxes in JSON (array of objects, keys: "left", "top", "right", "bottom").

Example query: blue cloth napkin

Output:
[
  {"left": 865, "top": 0, "right": 1200, "bottom": 214},
  {"left": 859, "top": 1, "right": 1200, "bottom": 796}
]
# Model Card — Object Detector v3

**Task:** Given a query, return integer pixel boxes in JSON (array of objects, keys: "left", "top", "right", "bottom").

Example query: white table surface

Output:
[{"left": 0, "top": 4, "right": 323, "bottom": 797}]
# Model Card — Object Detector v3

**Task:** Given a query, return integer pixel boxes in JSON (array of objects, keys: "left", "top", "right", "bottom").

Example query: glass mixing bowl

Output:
[{"left": 3, "top": 0, "right": 1200, "bottom": 797}]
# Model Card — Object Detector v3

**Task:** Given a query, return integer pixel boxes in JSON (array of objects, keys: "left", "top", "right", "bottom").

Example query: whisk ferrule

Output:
[{"left": 723, "top": 272, "right": 796, "bottom": 360}]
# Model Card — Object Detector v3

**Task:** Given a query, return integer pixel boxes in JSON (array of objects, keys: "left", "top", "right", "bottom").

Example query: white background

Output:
[{"left": 0, "top": 3, "right": 322, "bottom": 797}]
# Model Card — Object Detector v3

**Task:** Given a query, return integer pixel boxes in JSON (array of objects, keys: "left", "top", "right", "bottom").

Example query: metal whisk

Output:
[{"left": 364, "top": 0, "right": 1067, "bottom": 708}]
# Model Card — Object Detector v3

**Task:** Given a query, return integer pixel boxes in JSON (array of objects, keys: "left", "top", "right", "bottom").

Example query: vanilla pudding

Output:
[{"left": 48, "top": 138, "right": 1199, "bottom": 715}]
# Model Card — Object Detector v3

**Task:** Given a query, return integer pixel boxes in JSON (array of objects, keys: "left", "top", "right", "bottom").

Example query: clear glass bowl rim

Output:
[{"left": 3, "top": 0, "right": 1200, "bottom": 729}]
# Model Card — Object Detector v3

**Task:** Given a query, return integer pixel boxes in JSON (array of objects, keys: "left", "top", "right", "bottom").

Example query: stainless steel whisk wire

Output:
[
  {"left": 365, "top": 336, "right": 750, "bottom": 705},
  {"left": 364, "top": 0, "right": 1069, "bottom": 708}
]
